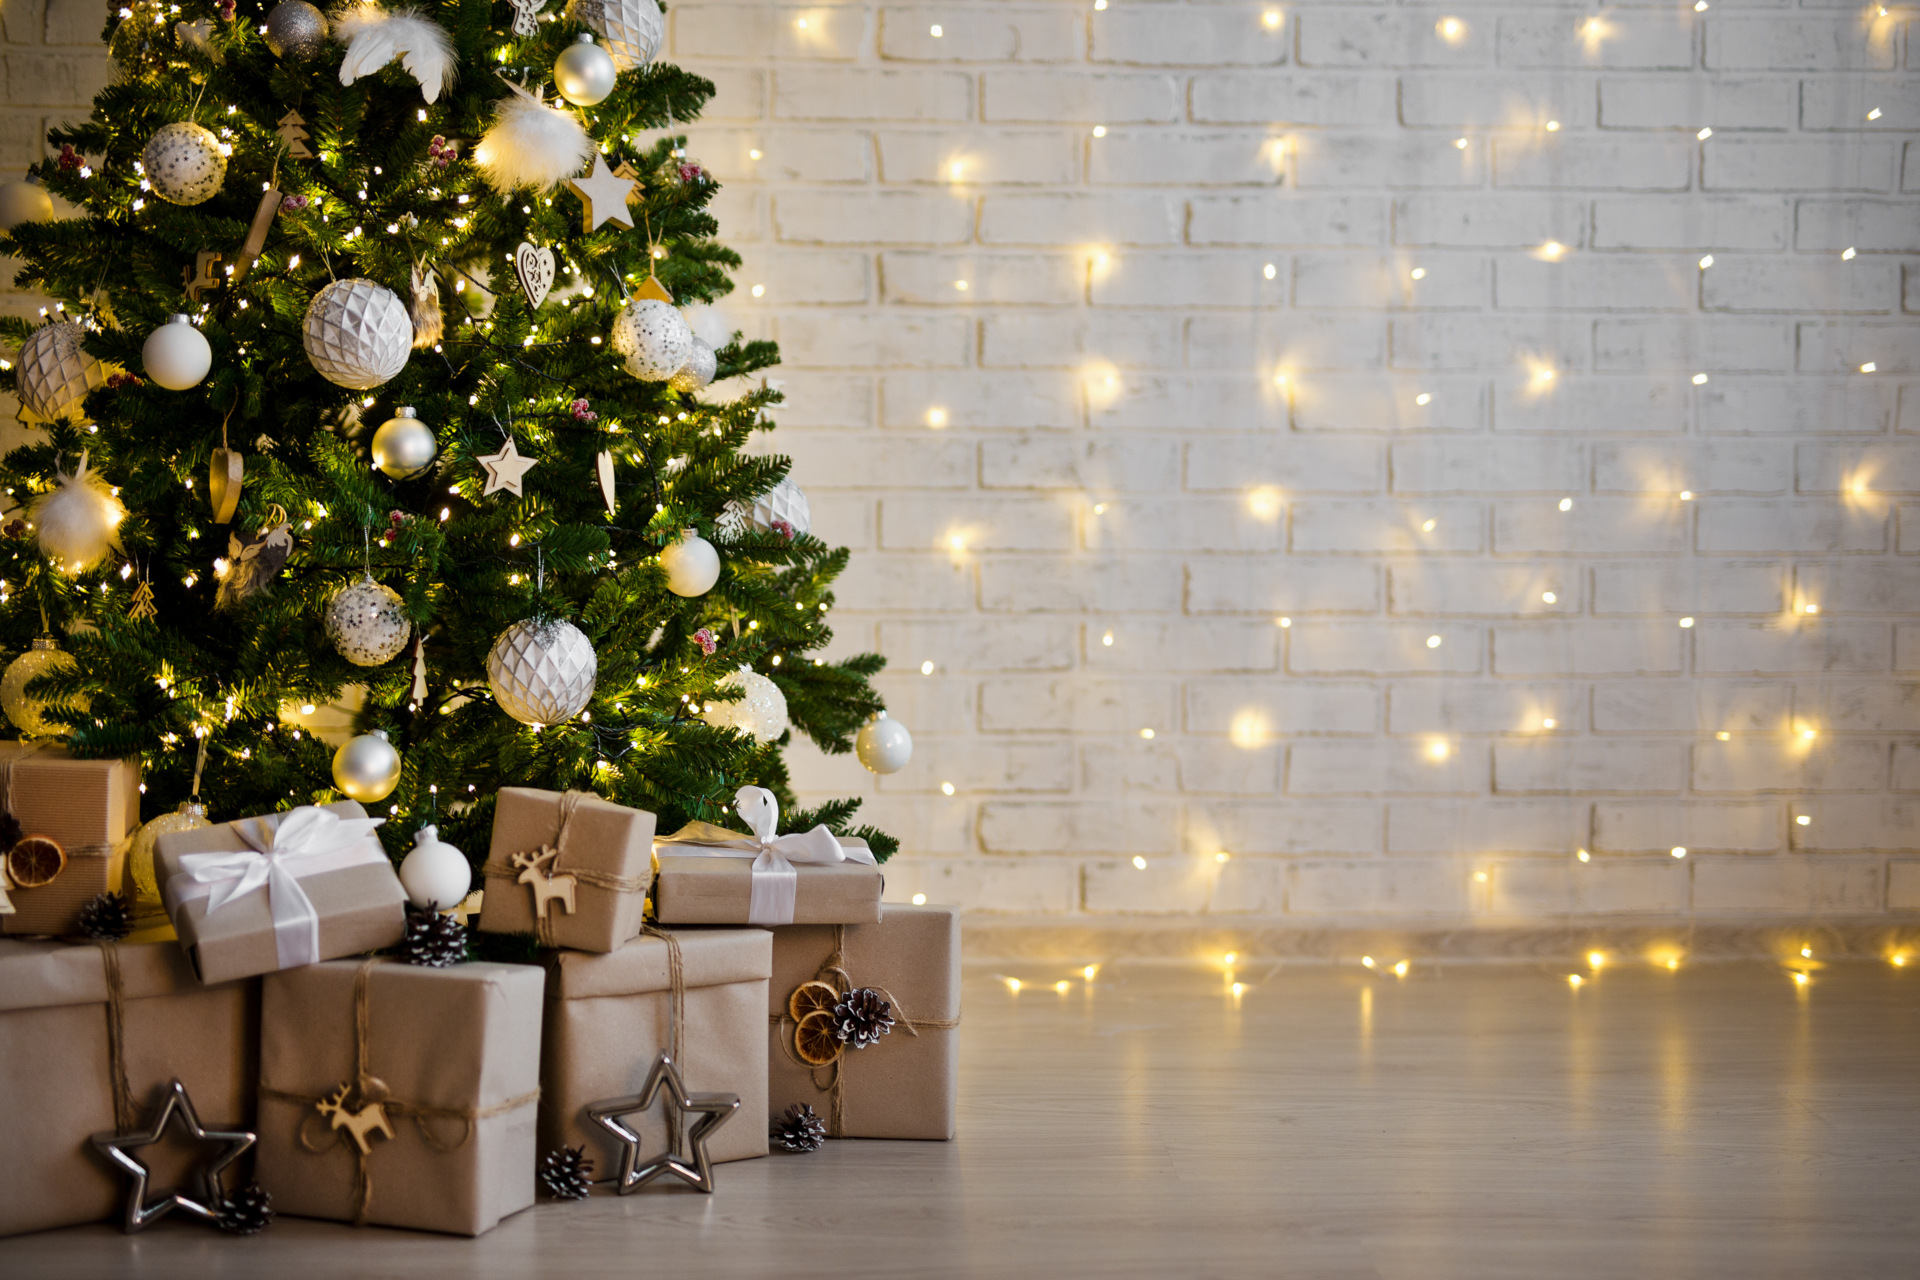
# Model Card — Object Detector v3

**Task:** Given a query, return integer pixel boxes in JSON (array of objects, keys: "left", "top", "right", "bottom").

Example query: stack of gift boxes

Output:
[{"left": 0, "top": 750, "right": 957, "bottom": 1240}]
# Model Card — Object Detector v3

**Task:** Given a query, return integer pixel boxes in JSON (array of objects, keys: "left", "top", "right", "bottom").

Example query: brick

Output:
[
  {"left": 1297, "top": 375, "right": 1490, "bottom": 433},
  {"left": 1390, "top": 437, "right": 1586, "bottom": 493},
  {"left": 1801, "top": 77, "right": 1920, "bottom": 131},
  {"left": 1699, "top": 379, "right": 1894, "bottom": 435},
  {"left": 783, "top": 432, "right": 973, "bottom": 491},
  {"left": 1797, "top": 680, "right": 1920, "bottom": 735},
  {"left": 1400, "top": 73, "right": 1598, "bottom": 129},
  {"left": 1186, "top": 680, "right": 1380, "bottom": 737},
  {"left": 1691, "top": 739, "right": 1888, "bottom": 792},
  {"left": 731, "top": 247, "right": 870, "bottom": 304},
  {"left": 1590, "top": 681, "right": 1791, "bottom": 734},
  {"left": 1496, "top": 255, "right": 1696, "bottom": 311},
  {"left": 978, "top": 558, "right": 1184, "bottom": 614},
  {"left": 1497, "top": 13, "right": 1694, "bottom": 70},
  {"left": 1289, "top": 741, "right": 1489, "bottom": 795},
  {"left": 880, "top": 496, "right": 1074, "bottom": 552},
  {"left": 1187, "top": 559, "right": 1381, "bottom": 616},
  {"left": 1387, "top": 682, "right": 1583, "bottom": 735},
  {"left": 1083, "top": 740, "right": 1182, "bottom": 792},
  {"left": 880, "top": 619, "right": 1076, "bottom": 672},
  {"left": 1091, "top": 8, "right": 1288, "bottom": 66},
  {"left": 1495, "top": 740, "right": 1689, "bottom": 794},
  {"left": 1703, "top": 258, "right": 1901, "bottom": 313},
  {"left": 1695, "top": 621, "right": 1892, "bottom": 675},
  {"left": 1083, "top": 858, "right": 1215, "bottom": 913},
  {"left": 881, "top": 738, "right": 1074, "bottom": 794},
  {"left": 1488, "top": 859, "right": 1689, "bottom": 917},
  {"left": 1895, "top": 743, "right": 1920, "bottom": 792},
  {"left": 1593, "top": 801, "right": 1780, "bottom": 853},
  {"left": 879, "top": 858, "right": 1078, "bottom": 915},
  {"left": 1495, "top": 377, "right": 1691, "bottom": 434},
  {"left": 1902, "top": 624, "right": 1920, "bottom": 672},
  {"left": 1388, "top": 799, "right": 1587, "bottom": 854},
  {"left": 677, "top": 66, "right": 765, "bottom": 122},
  {"left": 1797, "top": 443, "right": 1920, "bottom": 494},
  {"left": 1797, "top": 322, "right": 1920, "bottom": 376},
  {"left": 689, "top": 129, "right": 871, "bottom": 184},
  {"left": 1190, "top": 74, "right": 1397, "bottom": 126},
  {"left": 1704, "top": 19, "right": 1896, "bottom": 71},
  {"left": 1188, "top": 194, "right": 1387, "bottom": 247},
  {"left": 1087, "top": 377, "right": 1272, "bottom": 430},
  {"left": 980, "top": 193, "right": 1181, "bottom": 246},
  {"left": 1084, "top": 498, "right": 1283, "bottom": 552},
  {"left": 982, "top": 437, "right": 1178, "bottom": 491},
  {"left": 1089, "top": 132, "right": 1286, "bottom": 188},
  {"left": 1598, "top": 77, "right": 1797, "bottom": 131},
  {"left": 1187, "top": 314, "right": 1389, "bottom": 372},
  {"left": 1393, "top": 195, "right": 1586, "bottom": 250},
  {"left": 773, "top": 69, "right": 972, "bottom": 121},
  {"left": 880, "top": 371, "right": 1081, "bottom": 429},
  {"left": 843, "top": 795, "right": 974, "bottom": 857},
  {"left": 1173, "top": 741, "right": 1284, "bottom": 795},
  {"left": 1288, "top": 860, "right": 1473, "bottom": 915},
  {"left": 1703, "top": 140, "right": 1896, "bottom": 192},
  {"left": 1794, "top": 200, "right": 1920, "bottom": 253},
  {"left": 773, "top": 191, "right": 974, "bottom": 245},
  {"left": 1206, "top": 858, "right": 1290, "bottom": 912},
  {"left": 768, "top": 372, "right": 874, "bottom": 430},
  {"left": 878, "top": 7, "right": 1079, "bottom": 63},
  {"left": 674, "top": 5, "right": 863, "bottom": 59},
  {"left": 1495, "top": 138, "right": 1694, "bottom": 191},
  {"left": 777, "top": 312, "right": 971, "bottom": 369},
  {"left": 1294, "top": 254, "right": 1489, "bottom": 310},
  {"left": 1790, "top": 798, "right": 1920, "bottom": 851},
  {"left": 1592, "top": 196, "right": 1788, "bottom": 251},
  {"left": 1292, "top": 135, "right": 1487, "bottom": 189},
  {"left": 981, "top": 677, "right": 1179, "bottom": 733},
  {"left": 1593, "top": 441, "right": 1792, "bottom": 495},
  {"left": 1189, "top": 802, "right": 1380, "bottom": 856},
  {"left": 1691, "top": 858, "right": 1882, "bottom": 913},
  {"left": 980, "top": 802, "right": 1178, "bottom": 854},
  {"left": 1187, "top": 436, "right": 1381, "bottom": 494},
  {"left": 1083, "top": 620, "right": 1278, "bottom": 672},
  {"left": 1596, "top": 319, "right": 1794, "bottom": 373},
  {"left": 1494, "top": 622, "right": 1685, "bottom": 676},
  {"left": 876, "top": 131, "right": 1079, "bottom": 186},
  {"left": 1091, "top": 251, "right": 1288, "bottom": 309},
  {"left": 1297, "top": 10, "right": 1492, "bottom": 68},
  {"left": 1795, "top": 562, "right": 1920, "bottom": 613},
  {"left": 1695, "top": 501, "right": 1887, "bottom": 553},
  {"left": 981, "top": 71, "right": 1180, "bottom": 124},
  {"left": 1896, "top": 862, "right": 1920, "bottom": 910},
  {"left": 1288, "top": 622, "right": 1484, "bottom": 675},
  {"left": 867, "top": 674, "right": 975, "bottom": 732},
  {"left": 880, "top": 252, "right": 1080, "bottom": 306},
  {"left": 1291, "top": 500, "right": 1485, "bottom": 554},
  {"left": 976, "top": 314, "right": 1182, "bottom": 371},
  {"left": 1589, "top": 562, "right": 1788, "bottom": 616},
  {"left": 1392, "top": 316, "right": 1588, "bottom": 371}
]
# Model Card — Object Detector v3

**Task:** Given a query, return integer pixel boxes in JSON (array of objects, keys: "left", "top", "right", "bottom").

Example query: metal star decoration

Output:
[
  {"left": 585, "top": 1052, "right": 740, "bottom": 1194},
  {"left": 566, "top": 152, "right": 636, "bottom": 233},
  {"left": 477, "top": 436, "right": 538, "bottom": 497},
  {"left": 91, "top": 1079, "right": 256, "bottom": 1232}
]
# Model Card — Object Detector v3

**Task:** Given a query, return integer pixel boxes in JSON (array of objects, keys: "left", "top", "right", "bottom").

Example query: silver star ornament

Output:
[
  {"left": 91, "top": 1078, "right": 256, "bottom": 1232},
  {"left": 585, "top": 1052, "right": 740, "bottom": 1194}
]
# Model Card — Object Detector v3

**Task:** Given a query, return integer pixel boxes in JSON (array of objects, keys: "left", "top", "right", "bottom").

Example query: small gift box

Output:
[
  {"left": 0, "top": 938, "right": 257, "bottom": 1238},
  {"left": 256, "top": 958, "right": 544, "bottom": 1236},
  {"left": 654, "top": 785, "right": 882, "bottom": 926},
  {"left": 478, "top": 788, "right": 654, "bottom": 953},
  {"left": 768, "top": 904, "right": 959, "bottom": 1140},
  {"left": 542, "top": 926, "right": 770, "bottom": 1176},
  {"left": 0, "top": 744, "right": 143, "bottom": 937},
  {"left": 154, "top": 800, "right": 407, "bottom": 985}
]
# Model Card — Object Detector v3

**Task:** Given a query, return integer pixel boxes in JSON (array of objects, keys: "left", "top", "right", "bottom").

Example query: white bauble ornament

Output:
[
  {"left": 325, "top": 575, "right": 411, "bottom": 666},
  {"left": 610, "top": 299, "right": 693, "bottom": 381},
  {"left": 567, "top": 0, "right": 663, "bottom": 70},
  {"left": 372, "top": 406, "right": 437, "bottom": 479},
  {"left": 660, "top": 528, "right": 719, "bottom": 597},
  {"left": 0, "top": 637, "right": 80, "bottom": 737},
  {"left": 264, "top": 0, "right": 329, "bottom": 57},
  {"left": 141, "top": 122, "right": 226, "bottom": 206},
  {"left": 399, "top": 823, "right": 471, "bottom": 908},
  {"left": 667, "top": 337, "right": 717, "bottom": 393},
  {"left": 701, "top": 666, "right": 789, "bottom": 743},
  {"left": 141, "top": 314, "right": 212, "bottom": 390},
  {"left": 0, "top": 178, "right": 54, "bottom": 231},
  {"left": 17, "top": 321, "right": 109, "bottom": 422},
  {"left": 486, "top": 617, "right": 598, "bottom": 726},
  {"left": 304, "top": 278, "right": 411, "bottom": 389},
  {"left": 32, "top": 452, "right": 124, "bottom": 574},
  {"left": 717, "top": 476, "right": 811, "bottom": 541},
  {"left": 332, "top": 729, "right": 401, "bottom": 803},
  {"left": 555, "top": 33, "right": 618, "bottom": 106},
  {"left": 474, "top": 77, "right": 594, "bottom": 194},
  {"left": 855, "top": 711, "right": 913, "bottom": 774},
  {"left": 128, "top": 799, "right": 210, "bottom": 908}
]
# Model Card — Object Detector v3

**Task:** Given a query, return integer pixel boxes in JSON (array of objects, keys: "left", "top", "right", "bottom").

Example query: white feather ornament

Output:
[
  {"left": 31, "top": 452, "right": 125, "bottom": 575},
  {"left": 333, "top": 5, "right": 456, "bottom": 103},
  {"left": 475, "top": 69, "right": 593, "bottom": 195}
]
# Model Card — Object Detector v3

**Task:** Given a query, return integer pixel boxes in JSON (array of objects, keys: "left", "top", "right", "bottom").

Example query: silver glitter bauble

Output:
[
  {"left": 555, "top": 33, "right": 618, "bottom": 107},
  {"left": 129, "top": 800, "right": 210, "bottom": 908},
  {"left": 667, "top": 337, "right": 717, "bottom": 393},
  {"left": 304, "top": 278, "right": 412, "bottom": 390},
  {"left": 16, "top": 321, "right": 109, "bottom": 422},
  {"left": 0, "top": 637, "right": 81, "bottom": 737},
  {"left": 324, "top": 575, "right": 411, "bottom": 666},
  {"left": 855, "top": 711, "right": 913, "bottom": 774},
  {"left": 371, "top": 406, "right": 437, "bottom": 479},
  {"left": 717, "top": 476, "right": 811, "bottom": 541},
  {"left": 264, "top": 0, "right": 329, "bottom": 58},
  {"left": 701, "top": 666, "right": 788, "bottom": 743},
  {"left": 141, "top": 122, "right": 226, "bottom": 206},
  {"left": 610, "top": 299, "right": 693, "bottom": 381},
  {"left": 486, "top": 617, "right": 598, "bottom": 726},
  {"left": 332, "top": 729, "right": 401, "bottom": 803},
  {"left": 567, "top": 0, "right": 663, "bottom": 71}
]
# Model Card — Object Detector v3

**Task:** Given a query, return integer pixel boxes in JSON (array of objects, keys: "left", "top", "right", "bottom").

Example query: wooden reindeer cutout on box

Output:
[
  {"left": 316, "top": 1083, "right": 395, "bottom": 1156},
  {"left": 513, "top": 844, "right": 578, "bottom": 917}
]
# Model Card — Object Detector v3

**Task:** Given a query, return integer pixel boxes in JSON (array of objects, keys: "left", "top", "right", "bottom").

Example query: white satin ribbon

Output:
[
  {"left": 660, "top": 785, "right": 874, "bottom": 925},
  {"left": 167, "top": 805, "right": 387, "bottom": 969}
]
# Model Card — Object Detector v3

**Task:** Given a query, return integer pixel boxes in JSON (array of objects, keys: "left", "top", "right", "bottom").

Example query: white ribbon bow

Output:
[
  {"left": 667, "top": 785, "right": 875, "bottom": 926},
  {"left": 174, "top": 805, "right": 386, "bottom": 970}
]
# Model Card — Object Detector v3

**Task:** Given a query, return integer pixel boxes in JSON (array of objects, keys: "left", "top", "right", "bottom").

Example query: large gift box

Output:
[
  {"left": 0, "top": 744, "right": 142, "bottom": 936},
  {"left": 256, "top": 958, "right": 544, "bottom": 1236},
  {"left": 542, "top": 926, "right": 770, "bottom": 1175},
  {"left": 0, "top": 938, "right": 257, "bottom": 1238},
  {"left": 768, "top": 904, "right": 960, "bottom": 1140},
  {"left": 654, "top": 785, "right": 882, "bottom": 926},
  {"left": 479, "top": 788, "right": 653, "bottom": 953},
  {"left": 154, "top": 800, "right": 407, "bottom": 985}
]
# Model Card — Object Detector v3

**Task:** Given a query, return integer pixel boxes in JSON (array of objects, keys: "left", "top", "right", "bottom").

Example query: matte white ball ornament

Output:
[
  {"left": 303, "top": 277, "right": 412, "bottom": 390},
  {"left": 325, "top": 575, "right": 411, "bottom": 666},
  {"left": 0, "top": 637, "right": 80, "bottom": 737},
  {"left": 0, "top": 178, "right": 54, "bottom": 231},
  {"left": 555, "top": 33, "right": 618, "bottom": 106},
  {"left": 718, "top": 476, "right": 811, "bottom": 541},
  {"left": 141, "top": 314, "right": 212, "bottom": 390},
  {"left": 486, "top": 617, "right": 598, "bottom": 726},
  {"left": 855, "top": 711, "right": 913, "bottom": 774},
  {"left": 701, "top": 666, "right": 789, "bottom": 743},
  {"left": 667, "top": 337, "right": 717, "bottom": 393},
  {"left": 141, "top": 122, "right": 226, "bottom": 206},
  {"left": 660, "top": 528, "right": 719, "bottom": 597},
  {"left": 399, "top": 824, "right": 471, "bottom": 909},
  {"left": 371, "top": 406, "right": 437, "bottom": 479},
  {"left": 610, "top": 299, "right": 693, "bottom": 381},
  {"left": 17, "top": 321, "right": 109, "bottom": 422},
  {"left": 332, "top": 729, "right": 401, "bottom": 803},
  {"left": 567, "top": 0, "right": 663, "bottom": 70}
]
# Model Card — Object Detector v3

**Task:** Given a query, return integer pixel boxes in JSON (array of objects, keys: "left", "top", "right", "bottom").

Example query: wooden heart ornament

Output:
[{"left": 514, "top": 242, "right": 555, "bottom": 311}]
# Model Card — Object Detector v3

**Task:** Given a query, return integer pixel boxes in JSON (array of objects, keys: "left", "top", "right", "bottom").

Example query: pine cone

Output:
[
  {"left": 76, "top": 891, "right": 134, "bottom": 941},
  {"left": 772, "top": 1103, "right": 827, "bottom": 1153},
  {"left": 539, "top": 1146, "right": 594, "bottom": 1200},
  {"left": 831, "top": 987, "right": 895, "bottom": 1050},
  {"left": 214, "top": 1181, "right": 274, "bottom": 1235},
  {"left": 396, "top": 902, "right": 467, "bottom": 967}
]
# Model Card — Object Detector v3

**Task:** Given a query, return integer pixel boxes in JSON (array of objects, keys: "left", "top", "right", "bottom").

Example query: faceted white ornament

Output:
[
  {"left": 325, "top": 575, "right": 411, "bottom": 666},
  {"left": 17, "top": 321, "right": 109, "bottom": 422},
  {"left": 855, "top": 711, "right": 913, "bottom": 774},
  {"left": 487, "top": 617, "right": 598, "bottom": 725},
  {"left": 702, "top": 665, "right": 789, "bottom": 743},
  {"left": 610, "top": 299, "right": 693, "bottom": 381},
  {"left": 303, "top": 278, "right": 412, "bottom": 389},
  {"left": 667, "top": 337, "right": 716, "bottom": 393},
  {"left": 399, "top": 824, "right": 471, "bottom": 909},
  {"left": 142, "top": 122, "right": 226, "bottom": 206},
  {"left": 718, "top": 476, "right": 811, "bottom": 541},
  {"left": 567, "top": 0, "right": 663, "bottom": 71}
]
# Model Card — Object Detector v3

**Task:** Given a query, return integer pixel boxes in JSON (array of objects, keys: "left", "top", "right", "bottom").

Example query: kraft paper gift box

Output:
[
  {"left": 0, "top": 744, "right": 143, "bottom": 937},
  {"left": 0, "top": 938, "right": 257, "bottom": 1238},
  {"left": 653, "top": 784, "right": 883, "bottom": 927},
  {"left": 154, "top": 800, "right": 407, "bottom": 985},
  {"left": 542, "top": 926, "right": 770, "bottom": 1175},
  {"left": 768, "top": 904, "right": 960, "bottom": 1140},
  {"left": 256, "top": 958, "right": 544, "bottom": 1236},
  {"left": 479, "top": 787, "right": 654, "bottom": 953}
]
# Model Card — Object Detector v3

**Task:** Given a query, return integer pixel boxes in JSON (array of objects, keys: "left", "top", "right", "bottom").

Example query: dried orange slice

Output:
[
  {"left": 793, "top": 1010, "right": 842, "bottom": 1067},
  {"left": 787, "top": 979, "right": 839, "bottom": 1024},
  {"left": 5, "top": 835, "right": 64, "bottom": 888}
]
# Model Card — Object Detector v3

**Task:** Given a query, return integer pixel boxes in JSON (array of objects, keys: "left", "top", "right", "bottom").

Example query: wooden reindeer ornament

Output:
[
  {"left": 315, "top": 1082, "right": 395, "bottom": 1156},
  {"left": 512, "top": 845, "right": 577, "bottom": 917}
]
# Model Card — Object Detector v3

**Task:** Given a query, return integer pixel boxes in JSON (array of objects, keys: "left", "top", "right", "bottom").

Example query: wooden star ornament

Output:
[
  {"left": 478, "top": 436, "right": 538, "bottom": 497},
  {"left": 91, "top": 1079, "right": 256, "bottom": 1232},
  {"left": 566, "top": 153, "right": 636, "bottom": 233},
  {"left": 585, "top": 1052, "right": 740, "bottom": 1194}
]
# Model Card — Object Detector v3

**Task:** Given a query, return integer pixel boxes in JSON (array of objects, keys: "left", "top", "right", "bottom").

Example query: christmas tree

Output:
[{"left": 0, "top": 0, "right": 898, "bottom": 891}]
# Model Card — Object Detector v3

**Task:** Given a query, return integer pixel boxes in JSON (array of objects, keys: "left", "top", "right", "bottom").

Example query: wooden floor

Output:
[{"left": 8, "top": 958, "right": 1919, "bottom": 1278}]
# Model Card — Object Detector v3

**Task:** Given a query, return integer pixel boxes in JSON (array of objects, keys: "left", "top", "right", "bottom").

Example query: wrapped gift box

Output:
[
  {"left": 768, "top": 904, "right": 959, "bottom": 1140},
  {"left": 0, "top": 744, "right": 142, "bottom": 937},
  {"left": 256, "top": 958, "right": 543, "bottom": 1236},
  {"left": 479, "top": 788, "right": 653, "bottom": 953},
  {"left": 542, "top": 927, "right": 770, "bottom": 1176},
  {"left": 154, "top": 801, "right": 406, "bottom": 985},
  {"left": 653, "top": 846, "right": 883, "bottom": 926},
  {"left": 0, "top": 938, "right": 257, "bottom": 1238}
]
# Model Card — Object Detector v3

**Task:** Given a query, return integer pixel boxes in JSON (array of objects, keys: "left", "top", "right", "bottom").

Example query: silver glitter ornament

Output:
[
  {"left": 371, "top": 406, "right": 437, "bottom": 479},
  {"left": 717, "top": 476, "right": 810, "bottom": 541},
  {"left": 304, "top": 278, "right": 411, "bottom": 390},
  {"left": 486, "top": 617, "right": 597, "bottom": 726},
  {"left": 324, "top": 575, "right": 411, "bottom": 666},
  {"left": 610, "top": 299, "right": 693, "bottom": 381},
  {"left": 1, "top": 637, "right": 81, "bottom": 737},
  {"left": 667, "top": 337, "right": 717, "bottom": 393},
  {"left": 141, "top": 122, "right": 226, "bottom": 206},
  {"left": 16, "top": 320, "right": 109, "bottom": 422},
  {"left": 701, "top": 665, "right": 789, "bottom": 743},
  {"left": 566, "top": 0, "right": 663, "bottom": 71},
  {"left": 263, "top": 0, "right": 329, "bottom": 58}
]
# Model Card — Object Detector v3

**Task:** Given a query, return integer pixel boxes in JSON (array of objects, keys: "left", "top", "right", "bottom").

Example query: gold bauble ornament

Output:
[
  {"left": 0, "top": 636, "right": 82, "bottom": 737},
  {"left": 331, "top": 729, "right": 401, "bottom": 803},
  {"left": 128, "top": 799, "right": 210, "bottom": 908}
]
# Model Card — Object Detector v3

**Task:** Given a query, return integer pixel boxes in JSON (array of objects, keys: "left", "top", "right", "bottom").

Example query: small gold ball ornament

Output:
[
  {"left": 371, "top": 406, "right": 437, "bottom": 479},
  {"left": 128, "top": 799, "right": 210, "bottom": 908},
  {"left": 332, "top": 729, "right": 402, "bottom": 803},
  {"left": 0, "top": 637, "right": 81, "bottom": 737}
]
